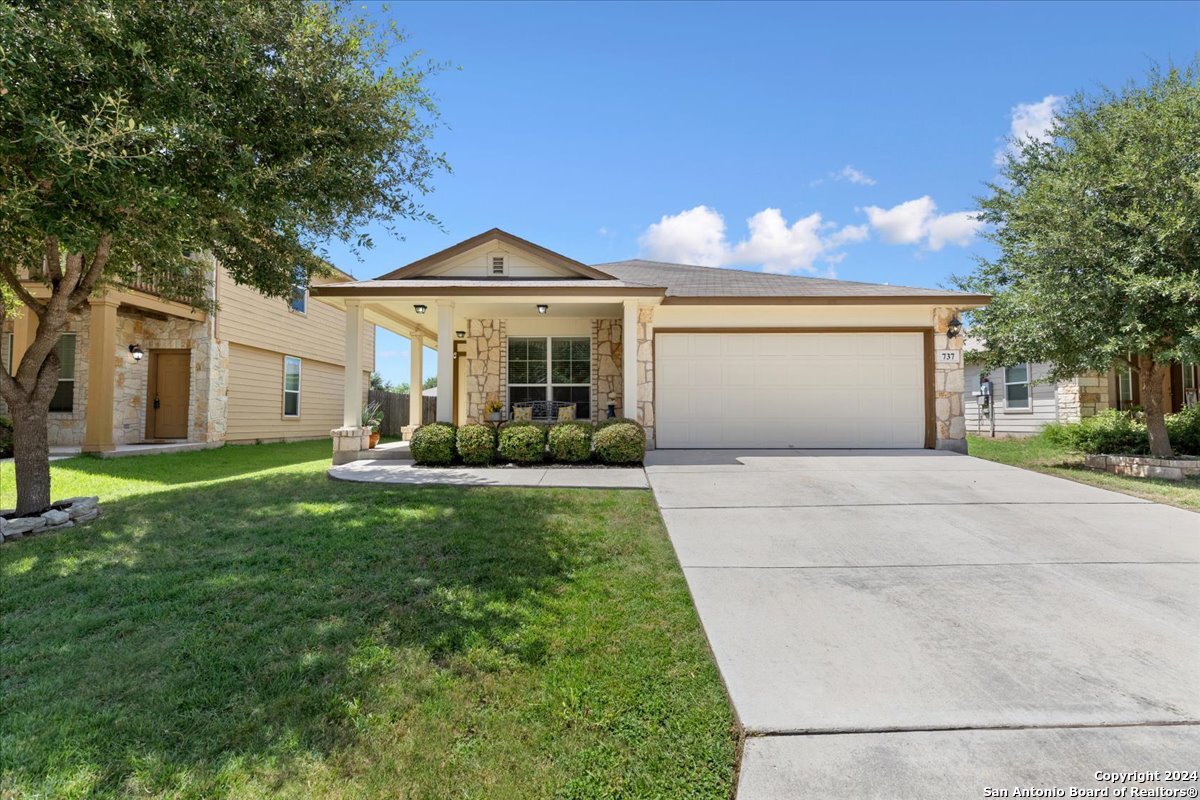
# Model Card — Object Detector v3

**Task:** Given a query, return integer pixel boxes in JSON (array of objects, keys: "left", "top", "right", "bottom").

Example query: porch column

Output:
[
  {"left": 9, "top": 308, "right": 38, "bottom": 371},
  {"left": 82, "top": 294, "right": 119, "bottom": 453},
  {"left": 436, "top": 301, "right": 454, "bottom": 422},
  {"left": 342, "top": 300, "right": 363, "bottom": 428},
  {"left": 408, "top": 333, "right": 423, "bottom": 431},
  {"left": 622, "top": 299, "right": 638, "bottom": 421}
]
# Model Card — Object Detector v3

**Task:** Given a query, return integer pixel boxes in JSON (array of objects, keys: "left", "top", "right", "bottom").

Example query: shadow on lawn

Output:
[{"left": 1, "top": 469, "right": 597, "bottom": 795}]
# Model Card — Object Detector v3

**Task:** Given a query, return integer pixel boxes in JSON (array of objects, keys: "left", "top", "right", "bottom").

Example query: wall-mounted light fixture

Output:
[
  {"left": 946, "top": 316, "right": 963, "bottom": 338},
  {"left": 536, "top": 304, "right": 549, "bottom": 315},
  {"left": 128, "top": 344, "right": 145, "bottom": 362},
  {"left": 456, "top": 330, "right": 466, "bottom": 339},
  {"left": 413, "top": 303, "right": 428, "bottom": 315}
]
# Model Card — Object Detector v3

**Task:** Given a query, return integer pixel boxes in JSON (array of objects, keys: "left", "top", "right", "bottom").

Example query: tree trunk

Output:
[
  {"left": 9, "top": 397, "right": 52, "bottom": 515},
  {"left": 1137, "top": 354, "right": 1173, "bottom": 458}
]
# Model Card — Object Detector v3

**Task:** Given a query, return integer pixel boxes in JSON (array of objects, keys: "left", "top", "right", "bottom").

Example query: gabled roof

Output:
[
  {"left": 375, "top": 228, "right": 617, "bottom": 281},
  {"left": 593, "top": 259, "right": 987, "bottom": 304}
]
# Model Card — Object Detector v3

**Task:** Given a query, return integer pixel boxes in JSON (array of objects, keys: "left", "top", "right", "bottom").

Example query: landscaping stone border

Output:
[
  {"left": 0, "top": 496, "right": 101, "bottom": 543},
  {"left": 1083, "top": 454, "right": 1200, "bottom": 481}
]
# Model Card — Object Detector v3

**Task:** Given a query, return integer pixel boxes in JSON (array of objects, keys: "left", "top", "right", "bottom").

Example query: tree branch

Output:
[
  {"left": 66, "top": 233, "right": 113, "bottom": 309},
  {"left": 45, "top": 237, "right": 62, "bottom": 283},
  {"left": 0, "top": 258, "right": 44, "bottom": 312}
]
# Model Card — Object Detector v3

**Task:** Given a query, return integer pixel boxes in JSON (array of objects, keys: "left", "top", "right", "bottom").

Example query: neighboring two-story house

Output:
[{"left": 1, "top": 261, "right": 374, "bottom": 453}]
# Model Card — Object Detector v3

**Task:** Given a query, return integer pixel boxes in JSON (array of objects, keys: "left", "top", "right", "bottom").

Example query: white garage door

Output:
[{"left": 655, "top": 332, "right": 927, "bottom": 448}]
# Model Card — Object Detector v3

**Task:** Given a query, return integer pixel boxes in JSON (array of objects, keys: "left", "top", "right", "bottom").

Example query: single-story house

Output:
[
  {"left": 311, "top": 228, "right": 989, "bottom": 460},
  {"left": 2, "top": 259, "right": 375, "bottom": 453},
  {"left": 963, "top": 340, "right": 1198, "bottom": 436}
]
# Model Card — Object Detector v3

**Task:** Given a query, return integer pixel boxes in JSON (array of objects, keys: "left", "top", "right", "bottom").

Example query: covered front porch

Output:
[{"left": 320, "top": 292, "right": 652, "bottom": 463}]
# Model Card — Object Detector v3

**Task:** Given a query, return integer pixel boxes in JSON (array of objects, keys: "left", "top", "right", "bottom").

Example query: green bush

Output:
[
  {"left": 1166, "top": 403, "right": 1200, "bottom": 455},
  {"left": 548, "top": 421, "right": 593, "bottom": 463},
  {"left": 596, "top": 416, "right": 644, "bottom": 435},
  {"left": 456, "top": 423, "right": 496, "bottom": 466},
  {"left": 593, "top": 421, "right": 645, "bottom": 464},
  {"left": 410, "top": 422, "right": 456, "bottom": 465},
  {"left": 498, "top": 422, "right": 547, "bottom": 464},
  {"left": 0, "top": 414, "right": 12, "bottom": 459}
]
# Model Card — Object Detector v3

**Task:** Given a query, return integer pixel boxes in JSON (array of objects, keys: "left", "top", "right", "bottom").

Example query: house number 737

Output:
[{"left": 936, "top": 350, "right": 961, "bottom": 363}]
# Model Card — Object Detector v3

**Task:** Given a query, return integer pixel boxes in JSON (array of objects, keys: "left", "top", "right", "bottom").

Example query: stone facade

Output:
[
  {"left": 330, "top": 425, "right": 371, "bottom": 465},
  {"left": 1084, "top": 453, "right": 1200, "bottom": 481},
  {"left": 592, "top": 319, "right": 623, "bottom": 421},
  {"left": 461, "top": 319, "right": 507, "bottom": 423},
  {"left": 1054, "top": 372, "right": 1111, "bottom": 424},
  {"left": 635, "top": 306, "right": 655, "bottom": 447},
  {"left": 932, "top": 306, "right": 967, "bottom": 453},
  {"left": 47, "top": 310, "right": 91, "bottom": 447}
]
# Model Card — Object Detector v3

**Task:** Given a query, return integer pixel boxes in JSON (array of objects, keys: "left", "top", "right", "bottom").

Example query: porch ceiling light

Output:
[
  {"left": 456, "top": 330, "right": 466, "bottom": 339},
  {"left": 413, "top": 303, "right": 428, "bottom": 315},
  {"left": 946, "top": 316, "right": 963, "bottom": 338},
  {"left": 536, "top": 304, "right": 549, "bottom": 315},
  {"left": 128, "top": 344, "right": 144, "bottom": 362}
]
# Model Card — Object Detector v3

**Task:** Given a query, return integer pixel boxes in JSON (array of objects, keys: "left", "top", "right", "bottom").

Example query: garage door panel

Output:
[{"left": 656, "top": 332, "right": 927, "bottom": 449}]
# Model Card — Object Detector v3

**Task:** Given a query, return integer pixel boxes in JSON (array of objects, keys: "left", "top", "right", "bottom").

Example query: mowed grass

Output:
[
  {"left": 0, "top": 441, "right": 735, "bottom": 799},
  {"left": 968, "top": 434, "right": 1200, "bottom": 511}
]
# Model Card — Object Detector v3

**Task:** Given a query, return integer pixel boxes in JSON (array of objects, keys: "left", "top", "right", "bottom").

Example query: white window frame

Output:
[
  {"left": 282, "top": 355, "right": 301, "bottom": 418},
  {"left": 49, "top": 333, "right": 77, "bottom": 414},
  {"left": 506, "top": 336, "right": 591, "bottom": 418},
  {"left": 1003, "top": 363, "right": 1032, "bottom": 412},
  {"left": 288, "top": 267, "right": 307, "bottom": 315}
]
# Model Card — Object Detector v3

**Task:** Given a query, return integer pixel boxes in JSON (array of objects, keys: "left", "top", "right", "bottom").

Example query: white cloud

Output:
[
  {"left": 862, "top": 195, "right": 982, "bottom": 251},
  {"left": 639, "top": 206, "right": 868, "bottom": 274},
  {"left": 837, "top": 165, "right": 876, "bottom": 186},
  {"left": 996, "top": 94, "right": 1063, "bottom": 165}
]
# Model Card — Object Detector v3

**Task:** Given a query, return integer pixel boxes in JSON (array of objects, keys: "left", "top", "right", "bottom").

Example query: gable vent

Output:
[{"left": 490, "top": 255, "right": 506, "bottom": 275}]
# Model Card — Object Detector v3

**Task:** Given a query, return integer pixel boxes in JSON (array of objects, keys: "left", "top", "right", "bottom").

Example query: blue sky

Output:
[{"left": 325, "top": 1, "right": 1199, "bottom": 386}]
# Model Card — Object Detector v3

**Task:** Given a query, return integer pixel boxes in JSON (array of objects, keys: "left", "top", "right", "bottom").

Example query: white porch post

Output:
[
  {"left": 436, "top": 301, "right": 455, "bottom": 422},
  {"left": 622, "top": 299, "right": 638, "bottom": 422},
  {"left": 342, "top": 300, "right": 364, "bottom": 428},
  {"left": 409, "top": 333, "right": 423, "bottom": 429}
]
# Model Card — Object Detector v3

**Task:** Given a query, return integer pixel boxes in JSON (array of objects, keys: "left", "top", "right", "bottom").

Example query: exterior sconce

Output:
[
  {"left": 536, "top": 304, "right": 549, "bottom": 315},
  {"left": 946, "top": 316, "right": 963, "bottom": 338},
  {"left": 128, "top": 344, "right": 145, "bottom": 362},
  {"left": 413, "top": 304, "right": 427, "bottom": 315},
  {"left": 456, "top": 330, "right": 466, "bottom": 339}
]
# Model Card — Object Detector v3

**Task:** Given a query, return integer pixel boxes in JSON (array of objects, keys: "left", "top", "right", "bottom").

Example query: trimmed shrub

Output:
[
  {"left": 498, "top": 422, "right": 547, "bottom": 464},
  {"left": 1166, "top": 404, "right": 1200, "bottom": 456},
  {"left": 548, "top": 421, "right": 593, "bottom": 463},
  {"left": 410, "top": 422, "right": 456, "bottom": 465},
  {"left": 596, "top": 416, "right": 644, "bottom": 435},
  {"left": 593, "top": 421, "right": 645, "bottom": 464},
  {"left": 457, "top": 423, "right": 497, "bottom": 466}
]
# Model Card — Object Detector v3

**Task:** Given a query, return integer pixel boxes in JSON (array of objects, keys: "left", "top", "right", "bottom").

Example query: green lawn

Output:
[
  {"left": 0, "top": 441, "right": 735, "bottom": 799},
  {"left": 968, "top": 434, "right": 1200, "bottom": 511}
]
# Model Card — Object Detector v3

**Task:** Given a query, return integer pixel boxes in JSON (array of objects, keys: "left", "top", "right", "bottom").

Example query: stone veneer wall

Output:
[
  {"left": 932, "top": 306, "right": 966, "bottom": 452},
  {"left": 591, "top": 319, "right": 623, "bottom": 421},
  {"left": 461, "top": 319, "right": 506, "bottom": 423},
  {"left": 1054, "top": 372, "right": 1111, "bottom": 424},
  {"left": 636, "top": 306, "right": 655, "bottom": 446}
]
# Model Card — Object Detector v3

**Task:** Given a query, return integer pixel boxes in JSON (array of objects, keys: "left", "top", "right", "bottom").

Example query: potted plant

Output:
[
  {"left": 484, "top": 396, "right": 506, "bottom": 423},
  {"left": 361, "top": 400, "right": 384, "bottom": 448}
]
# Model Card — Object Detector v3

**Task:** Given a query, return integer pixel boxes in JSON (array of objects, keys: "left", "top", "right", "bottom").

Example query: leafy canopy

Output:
[
  {"left": 0, "top": 0, "right": 447, "bottom": 304},
  {"left": 956, "top": 65, "right": 1200, "bottom": 379}
]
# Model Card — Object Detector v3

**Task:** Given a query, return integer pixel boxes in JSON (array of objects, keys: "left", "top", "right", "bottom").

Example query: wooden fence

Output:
[{"left": 367, "top": 389, "right": 438, "bottom": 437}]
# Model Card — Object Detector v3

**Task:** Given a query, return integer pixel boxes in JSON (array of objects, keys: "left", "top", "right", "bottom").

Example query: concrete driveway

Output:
[{"left": 644, "top": 450, "right": 1200, "bottom": 799}]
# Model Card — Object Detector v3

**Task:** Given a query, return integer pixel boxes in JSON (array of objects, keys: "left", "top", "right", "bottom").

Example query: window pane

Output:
[
  {"left": 508, "top": 360, "right": 528, "bottom": 384},
  {"left": 572, "top": 339, "right": 590, "bottom": 360},
  {"left": 50, "top": 380, "right": 73, "bottom": 412},
  {"left": 1004, "top": 364, "right": 1028, "bottom": 384},
  {"left": 509, "top": 386, "right": 545, "bottom": 410},
  {"left": 508, "top": 339, "right": 526, "bottom": 359},
  {"left": 525, "top": 362, "right": 547, "bottom": 384},
  {"left": 283, "top": 391, "right": 299, "bottom": 416},
  {"left": 551, "top": 338, "right": 572, "bottom": 361},
  {"left": 551, "top": 361, "right": 572, "bottom": 384},
  {"left": 57, "top": 334, "right": 76, "bottom": 379},
  {"left": 1007, "top": 383, "right": 1030, "bottom": 408},
  {"left": 552, "top": 386, "right": 590, "bottom": 421},
  {"left": 571, "top": 362, "right": 590, "bottom": 384},
  {"left": 526, "top": 338, "right": 546, "bottom": 359}
]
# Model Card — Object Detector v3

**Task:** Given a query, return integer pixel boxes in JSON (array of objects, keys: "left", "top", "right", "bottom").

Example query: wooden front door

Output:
[{"left": 148, "top": 350, "right": 191, "bottom": 439}]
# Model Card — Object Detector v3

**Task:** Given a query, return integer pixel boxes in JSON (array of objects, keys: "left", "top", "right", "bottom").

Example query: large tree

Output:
[
  {"left": 958, "top": 65, "right": 1200, "bottom": 457},
  {"left": 0, "top": 1, "right": 446, "bottom": 512}
]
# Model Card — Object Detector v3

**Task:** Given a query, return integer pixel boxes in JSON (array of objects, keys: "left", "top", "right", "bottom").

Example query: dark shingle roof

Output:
[{"left": 592, "top": 259, "right": 968, "bottom": 299}]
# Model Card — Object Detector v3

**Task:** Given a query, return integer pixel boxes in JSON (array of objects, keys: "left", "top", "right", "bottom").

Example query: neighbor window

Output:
[
  {"left": 283, "top": 356, "right": 301, "bottom": 417},
  {"left": 1184, "top": 360, "right": 1198, "bottom": 407},
  {"left": 50, "top": 334, "right": 76, "bottom": 413},
  {"left": 1, "top": 333, "right": 12, "bottom": 375},
  {"left": 1003, "top": 363, "right": 1031, "bottom": 410},
  {"left": 289, "top": 266, "right": 307, "bottom": 314},
  {"left": 507, "top": 336, "right": 590, "bottom": 419},
  {"left": 1118, "top": 366, "right": 1134, "bottom": 408}
]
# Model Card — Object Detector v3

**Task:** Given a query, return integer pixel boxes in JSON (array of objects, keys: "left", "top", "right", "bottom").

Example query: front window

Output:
[
  {"left": 1184, "top": 360, "right": 1198, "bottom": 407},
  {"left": 1003, "top": 363, "right": 1031, "bottom": 410},
  {"left": 2, "top": 332, "right": 12, "bottom": 375},
  {"left": 283, "top": 356, "right": 301, "bottom": 417},
  {"left": 50, "top": 334, "right": 76, "bottom": 413},
  {"left": 289, "top": 266, "right": 307, "bottom": 314},
  {"left": 1118, "top": 367, "right": 1134, "bottom": 407},
  {"left": 507, "top": 336, "right": 590, "bottom": 420}
]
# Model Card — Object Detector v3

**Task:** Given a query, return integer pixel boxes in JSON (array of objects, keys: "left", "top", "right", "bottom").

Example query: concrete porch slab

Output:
[{"left": 328, "top": 460, "right": 648, "bottom": 489}]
